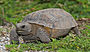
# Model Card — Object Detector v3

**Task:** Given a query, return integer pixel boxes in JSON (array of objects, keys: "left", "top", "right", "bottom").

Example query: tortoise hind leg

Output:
[
  {"left": 72, "top": 26, "right": 81, "bottom": 35},
  {"left": 10, "top": 28, "right": 19, "bottom": 44},
  {"left": 36, "top": 27, "right": 51, "bottom": 43}
]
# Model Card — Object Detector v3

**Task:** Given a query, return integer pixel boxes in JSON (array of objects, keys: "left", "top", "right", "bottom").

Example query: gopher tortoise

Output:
[{"left": 10, "top": 8, "right": 81, "bottom": 44}]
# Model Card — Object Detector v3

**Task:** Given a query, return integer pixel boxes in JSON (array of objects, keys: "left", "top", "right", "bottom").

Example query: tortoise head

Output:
[{"left": 16, "top": 22, "right": 32, "bottom": 35}]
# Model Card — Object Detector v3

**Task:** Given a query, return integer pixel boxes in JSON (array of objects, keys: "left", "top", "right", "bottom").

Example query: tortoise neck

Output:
[{"left": 31, "top": 24, "right": 37, "bottom": 35}]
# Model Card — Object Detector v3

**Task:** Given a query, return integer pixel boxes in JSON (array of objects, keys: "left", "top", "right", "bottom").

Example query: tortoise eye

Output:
[{"left": 21, "top": 25, "right": 25, "bottom": 28}]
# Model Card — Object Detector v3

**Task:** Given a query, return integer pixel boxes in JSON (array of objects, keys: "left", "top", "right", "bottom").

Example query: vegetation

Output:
[
  {"left": 0, "top": 0, "right": 90, "bottom": 52},
  {"left": 5, "top": 32, "right": 90, "bottom": 52}
]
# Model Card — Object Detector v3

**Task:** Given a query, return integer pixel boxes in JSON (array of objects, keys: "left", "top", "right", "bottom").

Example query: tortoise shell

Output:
[{"left": 22, "top": 8, "right": 78, "bottom": 29}]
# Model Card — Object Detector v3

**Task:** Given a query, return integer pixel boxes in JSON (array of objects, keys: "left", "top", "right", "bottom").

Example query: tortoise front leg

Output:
[
  {"left": 72, "top": 26, "right": 81, "bottom": 35},
  {"left": 36, "top": 28, "right": 51, "bottom": 43},
  {"left": 10, "top": 28, "right": 19, "bottom": 44}
]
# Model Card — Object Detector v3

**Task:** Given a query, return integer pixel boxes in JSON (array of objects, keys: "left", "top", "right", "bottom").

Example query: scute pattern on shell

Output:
[{"left": 22, "top": 8, "right": 78, "bottom": 29}]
